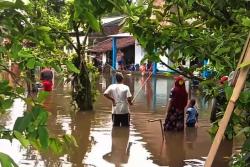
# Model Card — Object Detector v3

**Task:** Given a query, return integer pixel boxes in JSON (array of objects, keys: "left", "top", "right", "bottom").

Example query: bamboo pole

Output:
[
  {"left": 204, "top": 36, "right": 250, "bottom": 167},
  {"left": 131, "top": 72, "right": 153, "bottom": 103},
  {"left": 231, "top": 32, "right": 250, "bottom": 86}
]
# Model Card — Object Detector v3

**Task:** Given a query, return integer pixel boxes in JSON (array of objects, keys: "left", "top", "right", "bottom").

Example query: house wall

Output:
[
  {"left": 134, "top": 40, "right": 145, "bottom": 66},
  {"left": 134, "top": 41, "right": 173, "bottom": 72}
]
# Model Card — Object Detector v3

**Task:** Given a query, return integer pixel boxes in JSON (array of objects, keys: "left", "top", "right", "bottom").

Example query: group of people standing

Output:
[{"left": 104, "top": 72, "right": 198, "bottom": 130}]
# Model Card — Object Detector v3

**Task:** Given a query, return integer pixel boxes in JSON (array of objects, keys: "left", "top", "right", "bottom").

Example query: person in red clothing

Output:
[
  {"left": 40, "top": 67, "right": 53, "bottom": 91},
  {"left": 164, "top": 75, "right": 188, "bottom": 131}
]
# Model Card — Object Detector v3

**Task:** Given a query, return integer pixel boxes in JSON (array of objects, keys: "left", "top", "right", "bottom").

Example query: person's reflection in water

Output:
[
  {"left": 139, "top": 75, "right": 153, "bottom": 108},
  {"left": 164, "top": 132, "right": 185, "bottom": 167},
  {"left": 103, "top": 127, "right": 131, "bottom": 167},
  {"left": 185, "top": 127, "right": 198, "bottom": 150}
]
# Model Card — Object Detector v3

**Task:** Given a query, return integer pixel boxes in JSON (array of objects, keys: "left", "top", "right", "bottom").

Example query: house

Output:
[{"left": 88, "top": 16, "right": 173, "bottom": 73}]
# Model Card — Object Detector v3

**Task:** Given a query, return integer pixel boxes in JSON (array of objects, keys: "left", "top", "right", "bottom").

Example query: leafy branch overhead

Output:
[{"left": 125, "top": 0, "right": 250, "bottom": 76}]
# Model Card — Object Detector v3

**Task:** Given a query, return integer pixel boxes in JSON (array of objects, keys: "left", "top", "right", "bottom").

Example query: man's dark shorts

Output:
[{"left": 112, "top": 113, "right": 130, "bottom": 127}]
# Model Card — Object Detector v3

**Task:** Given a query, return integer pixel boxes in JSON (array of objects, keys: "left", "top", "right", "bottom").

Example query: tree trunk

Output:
[
  {"left": 26, "top": 69, "right": 36, "bottom": 95},
  {"left": 72, "top": 57, "right": 93, "bottom": 111},
  {"left": 71, "top": 22, "right": 93, "bottom": 111}
]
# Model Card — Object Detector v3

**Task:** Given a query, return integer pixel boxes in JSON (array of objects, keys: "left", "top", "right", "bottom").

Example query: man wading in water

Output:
[{"left": 104, "top": 72, "right": 133, "bottom": 127}]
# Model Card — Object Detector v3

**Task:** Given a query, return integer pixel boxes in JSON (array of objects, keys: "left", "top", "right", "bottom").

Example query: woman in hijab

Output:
[{"left": 164, "top": 76, "right": 188, "bottom": 131}]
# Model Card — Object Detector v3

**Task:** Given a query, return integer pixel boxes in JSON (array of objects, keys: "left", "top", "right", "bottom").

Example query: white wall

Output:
[
  {"left": 102, "top": 53, "right": 106, "bottom": 65},
  {"left": 157, "top": 55, "right": 171, "bottom": 71},
  {"left": 157, "top": 49, "right": 173, "bottom": 71},
  {"left": 134, "top": 40, "right": 145, "bottom": 65}
]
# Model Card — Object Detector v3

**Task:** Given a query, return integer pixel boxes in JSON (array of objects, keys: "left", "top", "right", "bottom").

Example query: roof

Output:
[
  {"left": 101, "top": 16, "right": 124, "bottom": 25},
  {"left": 88, "top": 37, "right": 135, "bottom": 53},
  {"left": 108, "top": 33, "right": 133, "bottom": 37}
]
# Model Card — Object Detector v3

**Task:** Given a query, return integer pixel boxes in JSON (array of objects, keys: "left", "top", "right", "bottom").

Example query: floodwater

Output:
[{"left": 0, "top": 74, "right": 242, "bottom": 167}]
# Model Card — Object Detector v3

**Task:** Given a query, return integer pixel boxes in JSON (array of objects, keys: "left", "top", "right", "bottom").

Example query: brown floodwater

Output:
[{"left": 0, "top": 74, "right": 242, "bottom": 167}]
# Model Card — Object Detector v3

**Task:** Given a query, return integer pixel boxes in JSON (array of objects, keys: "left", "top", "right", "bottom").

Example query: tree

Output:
[
  {"left": 125, "top": 0, "right": 250, "bottom": 76},
  {"left": 0, "top": 0, "right": 77, "bottom": 166},
  {"left": 0, "top": 0, "right": 130, "bottom": 165},
  {"left": 124, "top": 0, "right": 250, "bottom": 165},
  {"left": 41, "top": 0, "right": 130, "bottom": 111}
]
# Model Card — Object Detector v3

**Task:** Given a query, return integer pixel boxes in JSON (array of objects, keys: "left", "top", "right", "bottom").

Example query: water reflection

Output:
[
  {"left": 69, "top": 112, "right": 94, "bottom": 166},
  {"left": 152, "top": 76, "right": 157, "bottom": 111},
  {"left": 103, "top": 127, "right": 131, "bottom": 166},
  {"left": 213, "top": 140, "right": 233, "bottom": 167},
  {"left": 0, "top": 74, "right": 241, "bottom": 167},
  {"left": 185, "top": 127, "right": 198, "bottom": 150},
  {"left": 165, "top": 132, "right": 185, "bottom": 167}
]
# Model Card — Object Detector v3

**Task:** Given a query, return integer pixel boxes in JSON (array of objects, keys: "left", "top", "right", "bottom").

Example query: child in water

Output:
[{"left": 186, "top": 99, "right": 198, "bottom": 127}]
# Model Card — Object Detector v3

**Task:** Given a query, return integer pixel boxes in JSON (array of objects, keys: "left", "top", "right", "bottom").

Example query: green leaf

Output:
[
  {"left": 242, "top": 17, "right": 250, "bottom": 27},
  {"left": 38, "top": 127, "right": 49, "bottom": 149},
  {"left": 19, "top": 0, "right": 30, "bottom": 5},
  {"left": 36, "top": 110, "right": 48, "bottom": 125},
  {"left": 187, "top": 0, "right": 195, "bottom": 7},
  {"left": 11, "top": 44, "right": 22, "bottom": 59},
  {"left": 0, "top": 1, "right": 14, "bottom": 10},
  {"left": 37, "top": 91, "right": 49, "bottom": 103},
  {"left": 2, "top": 99, "right": 13, "bottom": 110},
  {"left": 84, "top": 11, "right": 100, "bottom": 32},
  {"left": 18, "top": 50, "right": 33, "bottom": 58},
  {"left": 37, "top": 26, "right": 51, "bottom": 32},
  {"left": 239, "top": 91, "right": 250, "bottom": 104},
  {"left": 65, "top": 61, "right": 80, "bottom": 74},
  {"left": 0, "top": 46, "right": 6, "bottom": 53},
  {"left": 238, "top": 60, "right": 250, "bottom": 69},
  {"left": 13, "top": 117, "right": 23, "bottom": 132},
  {"left": 224, "top": 86, "right": 233, "bottom": 101},
  {"left": 26, "top": 58, "right": 36, "bottom": 69},
  {"left": 14, "top": 130, "right": 30, "bottom": 148},
  {"left": 49, "top": 138, "right": 63, "bottom": 154},
  {"left": 0, "top": 152, "right": 18, "bottom": 167},
  {"left": 16, "top": 87, "right": 25, "bottom": 94},
  {"left": 63, "top": 134, "right": 78, "bottom": 147},
  {"left": 51, "top": 62, "right": 62, "bottom": 73},
  {"left": 31, "top": 106, "right": 45, "bottom": 120},
  {"left": 13, "top": 113, "right": 32, "bottom": 132},
  {"left": 235, "top": 47, "right": 242, "bottom": 54}
]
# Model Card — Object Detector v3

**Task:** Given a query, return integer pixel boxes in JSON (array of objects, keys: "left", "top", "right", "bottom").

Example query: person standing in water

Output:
[
  {"left": 40, "top": 67, "right": 53, "bottom": 92},
  {"left": 186, "top": 99, "right": 198, "bottom": 127},
  {"left": 104, "top": 72, "right": 133, "bottom": 127},
  {"left": 164, "top": 75, "right": 188, "bottom": 131}
]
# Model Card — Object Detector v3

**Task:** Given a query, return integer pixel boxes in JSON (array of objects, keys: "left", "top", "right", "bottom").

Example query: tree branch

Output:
[
  {"left": 72, "top": 21, "right": 81, "bottom": 56},
  {"left": 62, "top": 34, "right": 78, "bottom": 52},
  {"left": 193, "top": 2, "right": 226, "bottom": 23},
  {"left": 159, "top": 59, "right": 203, "bottom": 81},
  {"left": 0, "top": 64, "right": 23, "bottom": 87},
  {"left": 82, "top": 26, "right": 90, "bottom": 53}
]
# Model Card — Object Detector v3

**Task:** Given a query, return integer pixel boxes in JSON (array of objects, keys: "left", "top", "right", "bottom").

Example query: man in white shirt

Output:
[{"left": 104, "top": 72, "right": 133, "bottom": 127}]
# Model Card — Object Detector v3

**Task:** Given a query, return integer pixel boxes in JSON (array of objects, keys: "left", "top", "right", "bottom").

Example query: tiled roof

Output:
[{"left": 88, "top": 37, "right": 135, "bottom": 53}]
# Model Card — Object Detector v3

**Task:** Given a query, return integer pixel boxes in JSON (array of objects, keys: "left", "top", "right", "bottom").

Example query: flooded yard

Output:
[{"left": 0, "top": 74, "right": 242, "bottom": 167}]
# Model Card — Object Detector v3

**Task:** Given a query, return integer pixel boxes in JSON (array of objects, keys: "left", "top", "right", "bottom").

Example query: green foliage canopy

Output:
[{"left": 125, "top": 0, "right": 250, "bottom": 76}]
